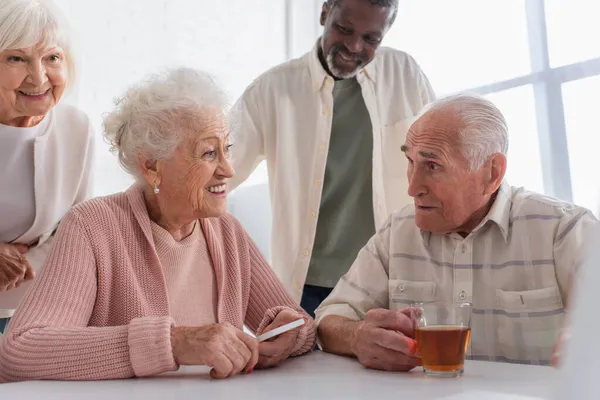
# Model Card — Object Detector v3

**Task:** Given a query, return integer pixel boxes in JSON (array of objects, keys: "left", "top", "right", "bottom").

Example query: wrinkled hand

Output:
[
  {"left": 171, "top": 323, "right": 259, "bottom": 379},
  {"left": 0, "top": 243, "right": 33, "bottom": 292},
  {"left": 351, "top": 308, "right": 421, "bottom": 372},
  {"left": 257, "top": 308, "right": 305, "bottom": 369}
]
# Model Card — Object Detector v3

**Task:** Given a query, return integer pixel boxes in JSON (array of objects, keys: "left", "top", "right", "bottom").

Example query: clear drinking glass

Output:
[{"left": 411, "top": 302, "right": 472, "bottom": 377}]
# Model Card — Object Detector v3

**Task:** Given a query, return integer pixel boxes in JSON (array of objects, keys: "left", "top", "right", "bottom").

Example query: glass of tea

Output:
[{"left": 411, "top": 302, "right": 472, "bottom": 378}]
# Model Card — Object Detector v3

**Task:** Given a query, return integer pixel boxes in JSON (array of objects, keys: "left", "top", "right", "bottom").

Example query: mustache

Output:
[{"left": 329, "top": 46, "right": 366, "bottom": 64}]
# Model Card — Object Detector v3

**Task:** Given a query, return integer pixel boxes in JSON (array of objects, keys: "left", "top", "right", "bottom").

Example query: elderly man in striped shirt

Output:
[{"left": 315, "top": 94, "right": 598, "bottom": 370}]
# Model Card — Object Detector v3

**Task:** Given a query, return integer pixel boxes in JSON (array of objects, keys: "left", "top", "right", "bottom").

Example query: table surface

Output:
[{"left": 0, "top": 351, "right": 557, "bottom": 399}]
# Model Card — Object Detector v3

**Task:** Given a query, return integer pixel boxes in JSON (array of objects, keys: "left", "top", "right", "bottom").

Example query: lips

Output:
[
  {"left": 18, "top": 88, "right": 51, "bottom": 97},
  {"left": 416, "top": 205, "right": 438, "bottom": 210}
]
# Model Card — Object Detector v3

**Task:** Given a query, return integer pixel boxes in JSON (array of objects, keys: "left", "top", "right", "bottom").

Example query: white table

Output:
[{"left": 0, "top": 351, "right": 557, "bottom": 399}]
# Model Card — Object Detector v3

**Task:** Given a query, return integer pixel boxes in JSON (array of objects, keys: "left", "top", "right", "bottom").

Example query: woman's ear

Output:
[{"left": 137, "top": 156, "right": 161, "bottom": 187}]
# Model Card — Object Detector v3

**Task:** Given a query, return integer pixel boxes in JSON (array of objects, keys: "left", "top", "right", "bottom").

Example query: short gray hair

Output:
[
  {"left": 421, "top": 94, "right": 509, "bottom": 171},
  {"left": 326, "top": 0, "right": 399, "bottom": 25},
  {"left": 102, "top": 67, "right": 228, "bottom": 179},
  {"left": 0, "top": 0, "right": 76, "bottom": 87}
]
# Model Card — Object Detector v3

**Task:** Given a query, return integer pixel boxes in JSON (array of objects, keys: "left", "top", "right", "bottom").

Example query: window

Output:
[
  {"left": 380, "top": 0, "right": 600, "bottom": 211},
  {"left": 384, "top": 0, "right": 531, "bottom": 94},
  {"left": 485, "top": 86, "right": 544, "bottom": 194},
  {"left": 545, "top": 0, "right": 600, "bottom": 67},
  {"left": 562, "top": 75, "right": 600, "bottom": 212}
]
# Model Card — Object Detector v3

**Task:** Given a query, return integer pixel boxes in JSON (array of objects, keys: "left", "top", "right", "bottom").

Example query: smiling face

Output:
[
  {"left": 146, "top": 108, "right": 235, "bottom": 224},
  {"left": 0, "top": 42, "right": 68, "bottom": 127},
  {"left": 319, "top": 0, "right": 394, "bottom": 79},
  {"left": 402, "top": 109, "right": 505, "bottom": 234}
]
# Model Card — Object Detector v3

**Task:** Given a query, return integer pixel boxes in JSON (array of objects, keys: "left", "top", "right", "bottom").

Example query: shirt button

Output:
[
  {"left": 315, "top": 179, "right": 321, "bottom": 185},
  {"left": 295, "top": 283, "right": 302, "bottom": 290},
  {"left": 399, "top": 284, "right": 405, "bottom": 293},
  {"left": 319, "top": 145, "right": 325, "bottom": 152},
  {"left": 303, "top": 249, "right": 309, "bottom": 256},
  {"left": 459, "top": 291, "right": 467, "bottom": 300},
  {"left": 460, "top": 244, "right": 467, "bottom": 253},
  {"left": 322, "top": 108, "right": 330, "bottom": 117},
  {"left": 311, "top": 211, "right": 317, "bottom": 218}
]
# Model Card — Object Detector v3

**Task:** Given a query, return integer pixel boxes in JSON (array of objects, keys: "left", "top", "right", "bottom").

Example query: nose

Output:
[
  {"left": 345, "top": 35, "right": 363, "bottom": 54},
  {"left": 26, "top": 61, "right": 48, "bottom": 87},
  {"left": 407, "top": 165, "right": 428, "bottom": 198},
  {"left": 217, "top": 154, "right": 235, "bottom": 179}
]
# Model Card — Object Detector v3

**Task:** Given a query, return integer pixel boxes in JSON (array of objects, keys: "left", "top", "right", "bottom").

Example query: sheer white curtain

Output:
[{"left": 54, "top": 0, "right": 288, "bottom": 196}]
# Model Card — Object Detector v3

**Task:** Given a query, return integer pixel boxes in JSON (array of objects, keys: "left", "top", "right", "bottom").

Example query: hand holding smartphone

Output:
[{"left": 256, "top": 318, "right": 305, "bottom": 342}]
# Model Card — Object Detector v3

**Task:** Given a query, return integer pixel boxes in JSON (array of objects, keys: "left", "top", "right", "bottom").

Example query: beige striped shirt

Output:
[{"left": 315, "top": 183, "right": 598, "bottom": 365}]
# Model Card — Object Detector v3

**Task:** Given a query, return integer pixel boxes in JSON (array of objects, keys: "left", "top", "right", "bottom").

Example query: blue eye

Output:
[{"left": 429, "top": 162, "right": 440, "bottom": 171}]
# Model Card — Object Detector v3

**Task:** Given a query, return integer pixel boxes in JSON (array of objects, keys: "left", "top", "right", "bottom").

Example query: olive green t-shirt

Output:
[{"left": 306, "top": 78, "right": 376, "bottom": 288}]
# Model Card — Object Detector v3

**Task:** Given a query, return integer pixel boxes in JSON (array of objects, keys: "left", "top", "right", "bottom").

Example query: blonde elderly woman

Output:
[
  {"left": 0, "top": 0, "right": 94, "bottom": 332},
  {"left": 0, "top": 67, "right": 316, "bottom": 382}
]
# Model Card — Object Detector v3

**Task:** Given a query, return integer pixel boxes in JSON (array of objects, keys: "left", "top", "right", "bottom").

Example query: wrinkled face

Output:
[
  {"left": 154, "top": 108, "right": 234, "bottom": 220},
  {"left": 319, "top": 0, "right": 393, "bottom": 79},
  {"left": 402, "top": 110, "right": 499, "bottom": 234},
  {"left": 0, "top": 42, "right": 67, "bottom": 126}
]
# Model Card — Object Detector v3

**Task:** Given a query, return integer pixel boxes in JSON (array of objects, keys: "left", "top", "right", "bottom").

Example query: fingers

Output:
[
  {"left": 209, "top": 353, "right": 234, "bottom": 379},
  {"left": 366, "top": 308, "right": 414, "bottom": 336},
  {"left": 13, "top": 244, "right": 29, "bottom": 254},
  {"left": 223, "top": 342, "right": 249, "bottom": 377},
  {"left": 24, "top": 264, "right": 35, "bottom": 281},
  {"left": 257, "top": 330, "right": 297, "bottom": 368},
  {"left": 370, "top": 327, "right": 418, "bottom": 355},
  {"left": 361, "top": 352, "right": 422, "bottom": 372},
  {"left": 236, "top": 331, "right": 259, "bottom": 372},
  {"left": 259, "top": 331, "right": 294, "bottom": 357}
]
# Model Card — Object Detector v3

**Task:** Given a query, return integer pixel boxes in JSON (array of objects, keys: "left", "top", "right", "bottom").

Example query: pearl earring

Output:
[{"left": 154, "top": 183, "right": 160, "bottom": 194}]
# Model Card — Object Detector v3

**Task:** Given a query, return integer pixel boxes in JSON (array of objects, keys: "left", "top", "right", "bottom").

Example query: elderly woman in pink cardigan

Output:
[{"left": 0, "top": 67, "right": 316, "bottom": 382}]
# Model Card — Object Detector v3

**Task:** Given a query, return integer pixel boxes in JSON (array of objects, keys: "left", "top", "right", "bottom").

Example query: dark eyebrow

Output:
[
  {"left": 419, "top": 151, "right": 439, "bottom": 159},
  {"left": 400, "top": 144, "right": 408, "bottom": 152}
]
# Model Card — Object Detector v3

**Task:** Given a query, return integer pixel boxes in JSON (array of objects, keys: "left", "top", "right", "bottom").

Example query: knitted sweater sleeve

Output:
[
  {"left": 239, "top": 224, "right": 316, "bottom": 356},
  {"left": 0, "top": 210, "right": 177, "bottom": 382}
]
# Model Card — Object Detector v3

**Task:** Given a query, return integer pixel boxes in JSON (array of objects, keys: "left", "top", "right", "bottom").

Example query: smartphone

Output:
[{"left": 257, "top": 318, "right": 305, "bottom": 342}]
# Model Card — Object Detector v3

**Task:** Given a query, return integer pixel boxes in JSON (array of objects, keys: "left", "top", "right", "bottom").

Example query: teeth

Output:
[
  {"left": 207, "top": 184, "right": 226, "bottom": 193},
  {"left": 20, "top": 91, "right": 47, "bottom": 96}
]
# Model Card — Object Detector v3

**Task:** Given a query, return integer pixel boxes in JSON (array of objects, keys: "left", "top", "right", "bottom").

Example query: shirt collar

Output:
[
  {"left": 308, "top": 39, "right": 377, "bottom": 93},
  {"left": 419, "top": 181, "right": 512, "bottom": 246},
  {"left": 482, "top": 181, "right": 512, "bottom": 242}
]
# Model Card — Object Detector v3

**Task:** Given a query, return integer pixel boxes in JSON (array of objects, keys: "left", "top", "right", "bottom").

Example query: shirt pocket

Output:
[
  {"left": 495, "top": 286, "right": 564, "bottom": 363},
  {"left": 388, "top": 279, "right": 437, "bottom": 310},
  {"left": 382, "top": 117, "right": 416, "bottom": 178}
]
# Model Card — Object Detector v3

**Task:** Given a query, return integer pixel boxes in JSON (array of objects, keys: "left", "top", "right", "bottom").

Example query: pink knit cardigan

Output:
[{"left": 0, "top": 186, "right": 316, "bottom": 381}]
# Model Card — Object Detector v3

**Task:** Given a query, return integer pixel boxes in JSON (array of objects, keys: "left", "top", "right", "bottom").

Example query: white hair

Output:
[
  {"left": 0, "top": 0, "right": 76, "bottom": 87},
  {"left": 102, "top": 67, "right": 229, "bottom": 179},
  {"left": 420, "top": 94, "right": 509, "bottom": 170}
]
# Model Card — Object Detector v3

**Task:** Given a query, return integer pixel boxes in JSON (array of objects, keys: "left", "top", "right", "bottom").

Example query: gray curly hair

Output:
[{"left": 102, "top": 67, "right": 228, "bottom": 179}]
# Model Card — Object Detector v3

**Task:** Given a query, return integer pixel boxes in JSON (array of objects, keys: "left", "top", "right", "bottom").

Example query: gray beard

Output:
[{"left": 325, "top": 51, "right": 359, "bottom": 79}]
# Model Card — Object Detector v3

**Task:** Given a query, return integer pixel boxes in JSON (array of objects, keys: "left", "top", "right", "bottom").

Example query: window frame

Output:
[{"left": 299, "top": 0, "right": 600, "bottom": 201}]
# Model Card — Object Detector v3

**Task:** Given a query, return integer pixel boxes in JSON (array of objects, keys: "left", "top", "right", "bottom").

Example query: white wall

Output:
[{"left": 54, "top": 0, "right": 288, "bottom": 196}]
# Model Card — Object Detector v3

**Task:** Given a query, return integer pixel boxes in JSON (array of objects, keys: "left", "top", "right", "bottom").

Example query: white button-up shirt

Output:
[
  {"left": 315, "top": 183, "right": 599, "bottom": 364},
  {"left": 229, "top": 42, "right": 435, "bottom": 302}
]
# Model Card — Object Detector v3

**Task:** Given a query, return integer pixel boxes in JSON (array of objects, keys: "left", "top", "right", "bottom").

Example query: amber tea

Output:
[{"left": 415, "top": 325, "right": 471, "bottom": 374}]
